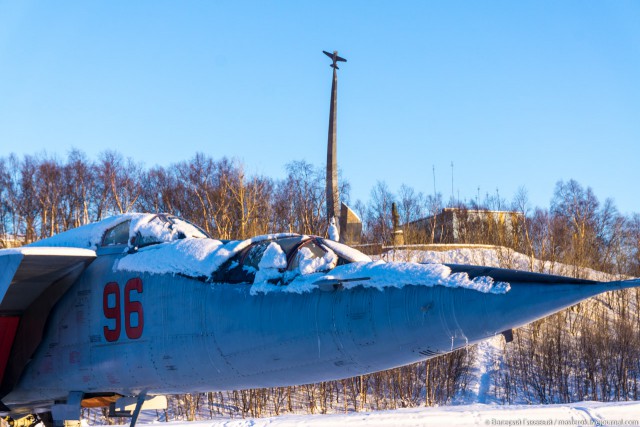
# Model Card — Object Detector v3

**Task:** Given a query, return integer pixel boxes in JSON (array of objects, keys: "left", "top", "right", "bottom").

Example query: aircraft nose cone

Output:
[{"left": 329, "top": 280, "right": 622, "bottom": 374}]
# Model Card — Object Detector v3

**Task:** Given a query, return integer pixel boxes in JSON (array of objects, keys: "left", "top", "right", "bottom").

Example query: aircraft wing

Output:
[
  {"left": 322, "top": 50, "right": 347, "bottom": 62},
  {"left": 0, "top": 247, "right": 96, "bottom": 393}
]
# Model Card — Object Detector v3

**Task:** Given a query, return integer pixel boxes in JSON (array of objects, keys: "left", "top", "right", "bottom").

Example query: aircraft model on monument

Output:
[{"left": 1, "top": 51, "right": 639, "bottom": 427}]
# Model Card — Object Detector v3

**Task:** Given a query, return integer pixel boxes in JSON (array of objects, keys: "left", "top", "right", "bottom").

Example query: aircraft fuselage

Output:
[{"left": 5, "top": 250, "right": 630, "bottom": 411}]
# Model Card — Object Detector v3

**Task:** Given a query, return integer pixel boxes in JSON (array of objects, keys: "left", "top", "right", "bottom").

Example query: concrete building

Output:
[
  {"left": 339, "top": 203, "right": 363, "bottom": 246},
  {"left": 407, "top": 207, "right": 523, "bottom": 244}
]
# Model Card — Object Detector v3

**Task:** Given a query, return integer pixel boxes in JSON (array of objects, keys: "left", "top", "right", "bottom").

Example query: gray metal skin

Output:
[{"left": 4, "top": 246, "right": 639, "bottom": 414}]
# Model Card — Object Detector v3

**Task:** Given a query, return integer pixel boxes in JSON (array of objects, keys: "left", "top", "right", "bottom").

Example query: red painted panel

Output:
[{"left": 0, "top": 316, "right": 20, "bottom": 385}]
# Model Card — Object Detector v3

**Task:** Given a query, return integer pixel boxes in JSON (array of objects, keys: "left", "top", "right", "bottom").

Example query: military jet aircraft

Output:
[{"left": 1, "top": 212, "right": 639, "bottom": 426}]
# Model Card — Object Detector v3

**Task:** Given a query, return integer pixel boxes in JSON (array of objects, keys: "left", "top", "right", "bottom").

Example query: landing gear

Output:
[
  {"left": 108, "top": 393, "right": 166, "bottom": 427},
  {"left": 128, "top": 392, "right": 146, "bottom": 427},
  {"left": 34, "top": 392, "right": 166, "bottom": 427}
]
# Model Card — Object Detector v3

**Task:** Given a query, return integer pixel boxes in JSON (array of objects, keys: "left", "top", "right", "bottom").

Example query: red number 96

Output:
[{"left": 103, "top": 278, "right": 144, "bottom": 342}]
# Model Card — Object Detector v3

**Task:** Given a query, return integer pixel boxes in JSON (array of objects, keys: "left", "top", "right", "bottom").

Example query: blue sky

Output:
[{"left": 1, "top": 1, "right": 639, "bottom": 215}]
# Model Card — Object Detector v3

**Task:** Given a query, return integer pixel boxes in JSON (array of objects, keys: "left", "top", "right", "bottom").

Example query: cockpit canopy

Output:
[
  {"left": 211, "top": 234, "right": 370, "bottom": 285},
  {"left": 97, "top": 213, "right": 371, "bottom": 285},
  {"left": 101, "top": 214, "right": 210, "bottom": 248}
]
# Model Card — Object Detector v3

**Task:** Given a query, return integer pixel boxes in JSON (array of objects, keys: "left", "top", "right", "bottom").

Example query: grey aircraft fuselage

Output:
[{"left": 4, "top": 241, "right": 639, "bottom": 415}]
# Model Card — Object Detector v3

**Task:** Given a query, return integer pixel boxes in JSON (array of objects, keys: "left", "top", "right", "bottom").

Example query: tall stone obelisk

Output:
[{"left": 323, "top": 50, "right": 346, "bottom": 231}]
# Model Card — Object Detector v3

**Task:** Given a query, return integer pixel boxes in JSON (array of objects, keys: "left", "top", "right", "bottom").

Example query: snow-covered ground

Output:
[
  {"left": 112, "top": 401, "right": 640, "bottom": 426},
  {"left": 460, "top": 335, "right": 505, "bottom": 405}
]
